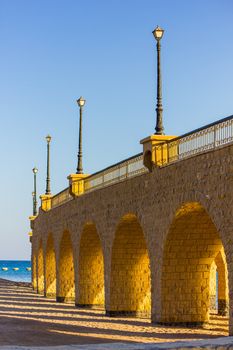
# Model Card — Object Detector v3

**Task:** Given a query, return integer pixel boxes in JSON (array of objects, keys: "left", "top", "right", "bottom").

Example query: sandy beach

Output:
[{"left": 0, "top": 279, "right": 228, "bottom": 347}]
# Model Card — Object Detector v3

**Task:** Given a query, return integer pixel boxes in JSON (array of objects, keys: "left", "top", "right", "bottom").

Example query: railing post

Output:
[
  {"left": 167, "top": 142, "right": 170, "bottom": 163},
  {"left": 214, "top": 124, "right": 217, "bottom": 148},
  {"left": 231, "top": 120, "right": 233, "bottom": 142},
  {"left": 161, "top": 143, "right": 165, "bottom": 165}
]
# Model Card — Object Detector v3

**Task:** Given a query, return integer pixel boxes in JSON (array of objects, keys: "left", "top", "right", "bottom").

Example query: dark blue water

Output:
[{"left": 0, "top": 260, "right": 31, "bottom": 282}]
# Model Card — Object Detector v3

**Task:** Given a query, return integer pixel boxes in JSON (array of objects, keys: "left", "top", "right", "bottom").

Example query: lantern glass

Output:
[
  {"left": 77, "top": 96, "right": 86, "bottom": 107},
  {"left": 152, "top": 26, "right": 164, "bottom": 41},
  {"left": 46, "top": 135, "right": 52, "bottom": 143}
]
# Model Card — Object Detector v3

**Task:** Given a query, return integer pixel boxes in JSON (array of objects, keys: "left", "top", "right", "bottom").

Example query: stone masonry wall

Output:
[
  {"left": 57, "top": 230, "right": 75, "bottom": 301},
  {"left": 215, "top": 249, "right": 229, "bottom": 315},
  {"left": 37, "top": 241, "right": 44, "bottom": 294},
  {"left": 32, "top": 143, "right": 233, "bottom": 334},
  {"left": 109, "top": 214, "right": 151, "bottom": 317},
  {"left": 209, "top": 260, "right": 217, "bottom": 313},
  {"left": 77, "top": 223, "right": 104, "bottom": 306},
  {"left": 161, "top": 202, "right": 222, "bottom": 324},
  {"left": 45, "top": 233, "right": 56, "bottom": 297},
  {"left": 32, "top": 253, "right": 37, "bottom": 290}
]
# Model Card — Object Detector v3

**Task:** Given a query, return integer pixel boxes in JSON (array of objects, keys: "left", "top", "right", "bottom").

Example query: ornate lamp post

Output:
[
  {"left": 45, "top": 135, "right": 51, "bottom": 195},
  {"left": 152, "top": 26, "right": 165, "bottom": 135},
  {"left": 32, "top": 191, "right": 35, "bottom": 214},
  {"left": 32, "top": 167, "right": 38, "bottom": 216},
  {"left": 76, "top": 96, "right": 86, "bottom": 174}
]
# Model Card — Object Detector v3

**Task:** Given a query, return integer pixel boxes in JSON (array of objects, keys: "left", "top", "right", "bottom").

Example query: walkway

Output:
[{"left": 0, "top": 279, "right": 229, "bottom": 347}]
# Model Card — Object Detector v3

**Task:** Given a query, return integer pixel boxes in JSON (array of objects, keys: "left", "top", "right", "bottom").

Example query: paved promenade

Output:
[{"left": 0, "top": 279, "right": 229, "bottom": 348}]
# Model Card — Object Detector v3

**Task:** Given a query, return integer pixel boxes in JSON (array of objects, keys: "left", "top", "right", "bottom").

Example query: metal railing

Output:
[
  {"left": 50, "top": 153, "right": 148, "bottom": 208},
  {"left": 51, "top": 187, "right": 72, "bottom": 208},
  {"left": 157, "top": 115, "right": 233, "bottom": 166},
  {"left": 84, "top": 153, "right": 147, "bottom": 193}
]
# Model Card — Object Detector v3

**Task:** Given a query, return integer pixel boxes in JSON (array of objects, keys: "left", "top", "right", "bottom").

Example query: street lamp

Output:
[
  {"left": 32, "top": 167, "right": 38, "bottom": 216},
  {"left": 152, "top": 25, "right": 165, "bottom": 135},
  {"left": 76, "top": 96, "right": 86, "bottom": 174},
  {"left": 45, "top": 135, "right": 52, "bottom": 195}
]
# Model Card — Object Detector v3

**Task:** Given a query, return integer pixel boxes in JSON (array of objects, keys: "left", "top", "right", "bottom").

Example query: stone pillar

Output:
[
  {"left": 40, "top": 194, "right": 52, "bottom": 211},
  {"left": 28, "top": 231, "right": 33, "bottom": 243},
  {"left": 57, "top": 231, "right": 75, "bottom": 302},
  {"left": 37, "top": 243, "right": 45, "bottom": 295},
  {"left": 29, "top": 215, "right": 37, "bottom": 230},
  {"left": 215, "top": 251, "right": 229, "bottom": 316},
  {"left": 209, "top": 261, "right": 217, "bottom": 313},
  {"left": 140, "top": 134, "right": 176, "bottom": 170},
  {"left": 32, "top": 251, "right": 37, "bottom": 291},
  {"left": 67, "top": 174, "right": 89, "bottom": 197}
]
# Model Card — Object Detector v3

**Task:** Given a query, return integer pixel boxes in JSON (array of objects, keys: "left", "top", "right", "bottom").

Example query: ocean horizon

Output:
[{"left": 0, "top": 260, "right": 31, "bottom": 283}]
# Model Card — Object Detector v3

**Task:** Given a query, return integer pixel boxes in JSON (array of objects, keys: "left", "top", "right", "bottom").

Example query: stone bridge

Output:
[{"left": 30, "top": 114, "right": 233, "bottom": 334}]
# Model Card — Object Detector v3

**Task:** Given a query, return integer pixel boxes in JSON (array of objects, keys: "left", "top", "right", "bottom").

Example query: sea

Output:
[{"left": 0, "top": 260, "right": 31, "bottom": 283}]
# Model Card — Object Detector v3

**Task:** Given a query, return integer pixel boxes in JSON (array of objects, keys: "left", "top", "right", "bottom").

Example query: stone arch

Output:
[
  {"left": 37, "top": 240, "right": 44, "bottom": 294},
  {"left": 45, "top": 233, "right": 56, "bottom": 297},
  {"left": 160, "top": 201, "right": 226, "bottom": 325},
  {"left": 77, "top": 222, "right": 104, "bottom": 307},
  {"left": 108, "top": 213, "right": 151, "bottom": 317},
  {"left": 58, "top": 230, "right": 75, "bottom": 302}
]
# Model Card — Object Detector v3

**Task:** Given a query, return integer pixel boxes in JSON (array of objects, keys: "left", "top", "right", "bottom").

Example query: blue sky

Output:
[{"left": 0, "top": 0, "right": 232, "bottom": 259}]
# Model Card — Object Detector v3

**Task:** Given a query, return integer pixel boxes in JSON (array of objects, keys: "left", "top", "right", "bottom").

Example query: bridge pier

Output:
[
  {"left": 57, "top": 230, "right": 75, "bottom": 302},
  {"left": 76, "top": 223, "right": 105, "bottom": 308},
  {"left": 107, "top": 214, "right": 151, "bottom": 317},
  {"left": 45, "top": 233, "right": 56, "bottom": 298}
]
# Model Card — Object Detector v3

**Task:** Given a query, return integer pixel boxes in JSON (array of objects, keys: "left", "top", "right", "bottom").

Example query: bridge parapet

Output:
[
  {"left": 155, "top": 114, "right": 233, "bottom": 166},
  {"left": 84, "top": 153, "right": 147, "bottom": 193},
  {"left": 50, "top": 153, "right": 148, "bottom": 209},
  {"left": 51, "top": 187, "right": 71, "bottom": 208},
  {"left": 44, "top": 114, "right": 233, "bottom": 210}
]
